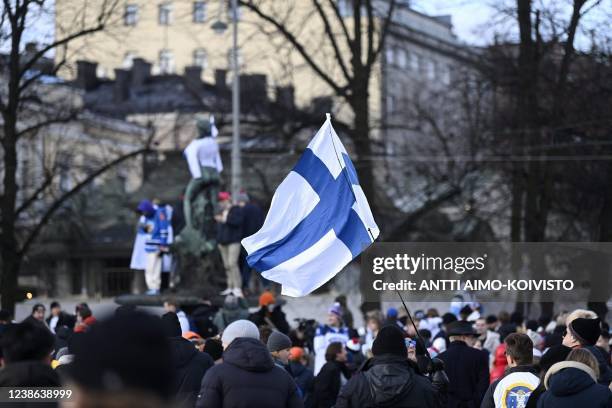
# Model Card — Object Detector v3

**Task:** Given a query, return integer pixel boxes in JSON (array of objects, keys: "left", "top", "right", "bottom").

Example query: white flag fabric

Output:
[{"left": 242, "top": 116, "right": 379, "bottom": 296}]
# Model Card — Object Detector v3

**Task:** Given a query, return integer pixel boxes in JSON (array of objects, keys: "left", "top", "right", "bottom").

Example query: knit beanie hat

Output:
[
  {"left": 569, "top": 317, "right": 601, "bottom": 346},
  {"left": 289, "top": 347, "right": 304, "bottom": 361},
  {"left": 267, "top": 330, "right": 292, "bottom": 352},
  {"left": 372, "top": 325, "right": 407, "bottom": 357},
  {"left": 259, "top": 291, "right": 275, "bottom": 307},
  {"left": 329, "top": 302, "right": 343, "bottom": 318},
  {"left": 221, "top": 319, "right": 260, "bottom": 346}
]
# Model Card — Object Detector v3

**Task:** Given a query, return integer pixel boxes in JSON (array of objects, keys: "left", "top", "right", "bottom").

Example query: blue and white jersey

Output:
[
  {"left": 313, "top": 324, "right": 350, "bottom": 375},
  {"left": 145, "top": 206, "right": 169, "bottom": 253}
]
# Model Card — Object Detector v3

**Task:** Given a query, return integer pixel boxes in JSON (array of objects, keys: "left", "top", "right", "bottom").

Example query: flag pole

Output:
[{"left": 326, "top": 113, "right": 432, "bottom": 362}]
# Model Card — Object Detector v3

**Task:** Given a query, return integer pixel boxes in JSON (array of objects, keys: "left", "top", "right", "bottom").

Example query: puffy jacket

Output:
[
  {"left": 169, "top": 336, "right": 214, "bottom": 407},
  {"left": 584, "top": 345, "right": 612, "bottom": 386},
  {"left": 537, "top": 361, "right": 611, "bottom": 408},
  {"left": 289, "top": 362, "right": 314, "bottom": 402},
  {"left": 195, "top": 337, "right": 303, "bottom": 408},
  {"left": 335, "top": 354, "right": 441, "bottom": 408}
]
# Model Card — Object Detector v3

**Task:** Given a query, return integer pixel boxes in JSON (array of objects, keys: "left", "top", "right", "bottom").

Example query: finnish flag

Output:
[{"left": 242, "top": 115, "right": 380, "bottom": 296}]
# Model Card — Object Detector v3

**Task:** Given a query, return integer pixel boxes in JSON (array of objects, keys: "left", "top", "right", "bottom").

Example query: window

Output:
[
  {"left": 159, "top": 49, "right": 174, "bottom": 73},
  {"left": 193, "top": 48, "right": 207, "bottom": 69},
  {"left": 385, "top": 47, "right": 394, "bottom": 65},
  {"left": 442, "top": 65, "right": 451, "bottom": 85},
  {"left": 123, "top": 51, "right": 137, "bottom": 68},
  {"left": 386, "top": 94, "right": 396, "bottom": 115},
  {"left": 426, "top": 59, "right": 436, "bottom": 80},
  {"left": 396, "top": 48, "right": 406, "bottom": 69},
  {"left": 159, "top": 3, "right": 172, "bottom": 25},
  {"left": 193, "top": 1, "right": 206, "bottom": 23},
  {"left": 125, "top": 4, "right": 138, "bottom": 26},
  {"left": 409, "top": 52, "right": 418, "bottom": 71}
]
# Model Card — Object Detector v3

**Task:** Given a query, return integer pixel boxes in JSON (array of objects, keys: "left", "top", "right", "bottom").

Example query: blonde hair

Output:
[
  {"left": 566, "top": 309, "right": 597, "bottom": 326},
  {"left": 567, "top": 348, "right": 600, "bottom": 379}
]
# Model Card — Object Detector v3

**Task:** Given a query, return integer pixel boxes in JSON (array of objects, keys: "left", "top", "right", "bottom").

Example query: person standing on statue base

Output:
[
  {"left": 139, "top": 200, "right": 170, "bottom": 295},
  {"left": 216, "top": 192, "right": 244, "bottom": 297}
]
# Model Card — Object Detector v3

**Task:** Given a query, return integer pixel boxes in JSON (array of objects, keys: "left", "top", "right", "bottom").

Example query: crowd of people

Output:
[{"left": 0, "top": 295, "right": 610, "bottom": 408}]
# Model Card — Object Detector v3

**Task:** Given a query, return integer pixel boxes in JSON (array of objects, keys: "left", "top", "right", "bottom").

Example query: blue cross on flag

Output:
[{"left": 241, "top": 115, "right": 380, "bottom": 296}]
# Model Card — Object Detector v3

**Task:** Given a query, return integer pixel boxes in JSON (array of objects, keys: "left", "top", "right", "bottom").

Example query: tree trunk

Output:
[
  {"left": 349, "top": 82, "right": 378, "bottom": 217},
  {"left": 1, "top": 117, "right": 20, "bottom": 315}
]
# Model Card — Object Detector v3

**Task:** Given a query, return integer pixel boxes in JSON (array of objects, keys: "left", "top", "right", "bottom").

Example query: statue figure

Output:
[{"left": 172, "top": 116, "right": 224, "bottom": 290}]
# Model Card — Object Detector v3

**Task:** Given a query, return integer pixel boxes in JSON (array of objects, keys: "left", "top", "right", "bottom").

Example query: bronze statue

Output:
[{"left": 172, "top": 117, "right": 224, "bottom": 290}]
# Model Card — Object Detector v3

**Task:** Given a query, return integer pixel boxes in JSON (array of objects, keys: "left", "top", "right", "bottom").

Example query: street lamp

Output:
[{"left": 212, "top": 0, "right": 241, "bottom": 201}]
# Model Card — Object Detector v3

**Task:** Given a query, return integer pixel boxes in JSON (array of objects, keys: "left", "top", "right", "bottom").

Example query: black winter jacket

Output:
[
  {"left": 195, "top": 337, "right": 303, "bottom": 408},
  {"left": 170, "top": 336, "right": 214, "bottom": 407},
  {"left": 216, "top": 206, "right": 243, "bottom": 244},
  {"left": 438, "top": 341, "right": 489, "bottom": 408},
  {"left": 289, "top": 362, "right": 314, "bottom": 404},
  {"left": 312, "top": 360, "right": 349, "bottom": 408},
  {"left": 335, "top": 354, "right": 441, "bottom": 408}
]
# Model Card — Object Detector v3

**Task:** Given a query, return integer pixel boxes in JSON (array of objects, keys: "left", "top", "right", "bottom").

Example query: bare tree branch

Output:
[
  {"left": 311, "top": 0, "right": 352, "bottom": 82},
  {"left": 15, "top": 170, "right": 54, "bottom": 217},
  {"left": 18, "top": 146, "right": 151, "bottom": 257},
  {"left": 240, "top": 0, "right": 349, "bottom": 98},
  {"left": 368, "top": 0, "right": 396, "bottom": 67}
]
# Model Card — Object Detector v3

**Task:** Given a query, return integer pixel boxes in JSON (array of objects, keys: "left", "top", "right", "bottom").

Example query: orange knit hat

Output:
[
  {"left": 289, "top": 347, "right": 304, "bottom": 361},
  {"left": 259, "top": 291, "right": 275, "bottom": 307}
]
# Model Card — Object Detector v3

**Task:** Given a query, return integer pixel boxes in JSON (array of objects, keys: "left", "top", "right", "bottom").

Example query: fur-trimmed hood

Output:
[{"left": 544, "top": 361, "right": 597, "bottom": 391}]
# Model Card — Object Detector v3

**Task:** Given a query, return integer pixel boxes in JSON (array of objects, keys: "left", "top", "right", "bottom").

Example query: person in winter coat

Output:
[
  {"left": 0, "top": 320, "right": 61, "bottom": 387},
  {"left": 490, "top": 343, "right": 508, "bottom": 383},
  {"left": 336, "top": 325, "right": 440, "bottom": 408},
  {"left": 22, "top": 303, "right": 47, "bottom": 327},
  {"left": 249, "top": 291, "right": 290, "bottom": 334},
  {"left": 438, "top": 321, "right": 489, "bottom": 408},
  {"left": 46, "top": 301, "right": 76, "bottom": 333},
  {"left": 196, "top": 319, "right": 303, "bottom": 408},
  {"left": 562, "top": 317, "right": 612, "bottom": 386},
  {"left": 74, "top": 303, "right": 96, "bottom": 333},
  {"left": 537, "top": 348, "right": 611, "bottom": 408},
  {"left": 312, "top": 342, "right": 350, "bottom": 408},
  {"left": 268, "top": 331, "right": 293, "bottom": 370},
  {"left": 524, "top": 344, "right": 572, "bottom": 408},
  {"left": 65, "top": 311, "right": 175, "bottom": 408},
  {"left": 289, "top": 347, "right": 315, "bottom": 406},
  {"left": 163, "top": 297, "right": 190, "bottom": 334},
  {"left": 480, "top": 333, "right": 540, "bottom": 408},
  {"left": 191, "top": 299, "right": 220, "bottom": 339},
  {"left": 216, "top": 192, "right": 244, "bottom": 297},
  {"left": 213, "top": 294, "right": 250, "bottom": 331},
  {"left": 161, "top": 312, "right": 214, "bottom": 407}
]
